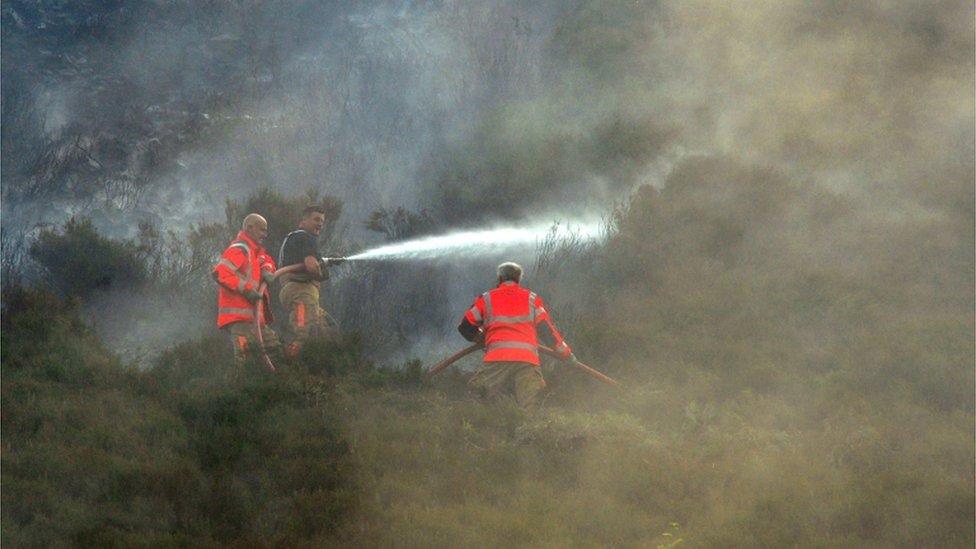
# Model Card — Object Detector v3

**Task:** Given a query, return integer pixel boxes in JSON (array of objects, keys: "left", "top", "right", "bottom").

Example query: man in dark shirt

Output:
[{"left": 278, "top": 206, "right": 334, "bottom": 357}]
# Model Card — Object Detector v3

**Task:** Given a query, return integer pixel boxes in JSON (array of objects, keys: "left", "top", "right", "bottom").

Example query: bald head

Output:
[{"left": 242, "top": 213, "right": 268, "bottom": 243}]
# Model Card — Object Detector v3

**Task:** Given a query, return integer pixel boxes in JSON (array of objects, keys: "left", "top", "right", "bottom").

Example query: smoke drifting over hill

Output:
[{"left": 4, "top": 2, "right": 970, "bottom": 232}]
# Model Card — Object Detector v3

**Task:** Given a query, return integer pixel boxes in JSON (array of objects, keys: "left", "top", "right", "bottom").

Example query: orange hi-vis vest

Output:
[
  {"left": 463, "top": 281, "right": 567, "bottom": 366},
  {"left": 212, "top": 231, "right": 276, "bottom": 328}
]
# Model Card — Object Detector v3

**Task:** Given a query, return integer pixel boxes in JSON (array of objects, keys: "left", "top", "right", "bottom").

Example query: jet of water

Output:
[{"left": 345, "top": 221, "right": 604, "bottom": 261}]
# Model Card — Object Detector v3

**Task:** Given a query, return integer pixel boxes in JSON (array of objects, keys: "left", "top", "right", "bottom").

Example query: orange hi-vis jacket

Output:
[
  {"left": 463, "top": 281, "right": 569, "bottom": 366},
  {"left": 212, "top": 231, "right": 276, "bottom": 328}
]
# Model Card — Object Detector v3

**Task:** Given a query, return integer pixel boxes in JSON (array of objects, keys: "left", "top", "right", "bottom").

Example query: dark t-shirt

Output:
[{"left": 279, "top": 230, "right": 318, "bottom": 268}]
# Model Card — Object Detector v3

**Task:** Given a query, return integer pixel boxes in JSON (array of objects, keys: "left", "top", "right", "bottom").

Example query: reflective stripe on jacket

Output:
[
  {"left": 463, "top": 281, "right": 553, "bottom": 366},
  {"left": 213, "top": 231, "right": 276, "bottom": 328}
]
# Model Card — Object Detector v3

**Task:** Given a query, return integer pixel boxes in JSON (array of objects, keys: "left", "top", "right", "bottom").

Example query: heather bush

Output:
[{"left": 29, "top": 217, "right": 147, "bottom": 298}]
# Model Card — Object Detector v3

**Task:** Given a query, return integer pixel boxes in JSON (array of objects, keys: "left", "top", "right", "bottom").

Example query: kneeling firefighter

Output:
[
  {"left": 277, "top": 205, "right": 340, "bottom": 357},
  {"left": 458, "top": 262, "right": 574, "bottom": 408}
]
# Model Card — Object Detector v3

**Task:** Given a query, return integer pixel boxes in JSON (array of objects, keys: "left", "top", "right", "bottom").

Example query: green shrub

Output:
[{"left": 29, "top": 217, "right": 147, "bottom": 298}]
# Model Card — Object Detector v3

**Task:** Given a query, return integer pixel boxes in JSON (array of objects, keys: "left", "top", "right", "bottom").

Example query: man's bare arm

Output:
[{"left": 304, "top": 255, "right": 322, "bottom": 277}]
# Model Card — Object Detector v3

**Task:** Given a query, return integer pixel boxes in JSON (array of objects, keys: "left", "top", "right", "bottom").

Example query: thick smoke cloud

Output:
[
  {"left": 2, "top": 0, "right": 972, "bottom": 359},
  {"left": 3, "top": 1, "right": 971, "bottom": 229}
]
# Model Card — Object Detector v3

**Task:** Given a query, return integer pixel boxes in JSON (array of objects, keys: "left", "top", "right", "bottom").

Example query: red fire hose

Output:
[
  {"left": 427, "top": 342, "right": 620, "bottom": 388},
  {"left": 254, "top": 281, "right": 276, "bottom": 372},
  {"left": 250, "top": 264, "right": 306, "bottom": 372},
  {"left": 538, "top": 345, "right": 620, "bottom": 387},
  {"left": 427, "top": 343, "right": 482, "bottom": 377}
]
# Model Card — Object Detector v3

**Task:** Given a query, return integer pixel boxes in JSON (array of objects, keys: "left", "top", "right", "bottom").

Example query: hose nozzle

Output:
[{"left": 320, "top": 256, "right": 347, "bottom": 267}]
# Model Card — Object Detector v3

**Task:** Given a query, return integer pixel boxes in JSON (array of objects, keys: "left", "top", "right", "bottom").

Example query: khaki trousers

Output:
[
  {"left": 224, "top": 320, "right": 281, "bottom": 363},
  {"left": 279, "top": 281, "right": 334, "bottom": 353},
  {"left": 468, "top": 361, "right": 546, "bottom": 409}
]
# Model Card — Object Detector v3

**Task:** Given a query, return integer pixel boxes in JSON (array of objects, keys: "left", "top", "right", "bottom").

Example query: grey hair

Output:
[{"left": 496, "top": 262, "right": 523, "bottom": 282}]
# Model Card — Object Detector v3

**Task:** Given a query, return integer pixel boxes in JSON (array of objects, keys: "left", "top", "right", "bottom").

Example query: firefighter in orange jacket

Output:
[
  {"left": 212, "top": 213, "right": 282, "bottom": 362},
  {"left": 458, "top": 262, "right": 573, "bottom": 408}
]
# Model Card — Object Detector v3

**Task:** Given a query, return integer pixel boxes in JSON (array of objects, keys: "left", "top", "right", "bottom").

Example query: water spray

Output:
[
  {"left": 340, "top": 221, "right": 605, "bottom": 262},
  {"left": 273, "top": 217, "right": 604, "bottom": 278}
]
